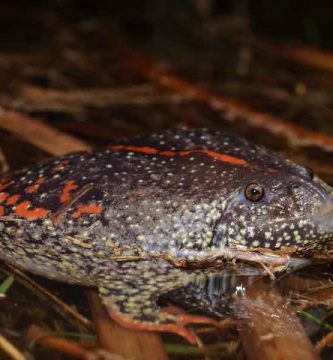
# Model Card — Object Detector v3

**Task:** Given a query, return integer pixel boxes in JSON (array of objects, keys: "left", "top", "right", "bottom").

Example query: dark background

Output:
[{"left": 1, "top": 1, "right": 333, "bottom": 49}]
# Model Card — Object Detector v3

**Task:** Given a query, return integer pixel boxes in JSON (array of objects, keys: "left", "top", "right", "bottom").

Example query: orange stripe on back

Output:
[
  {"left": 110, "top": 145, "right": 248, "bottom": 166},
  {"left": 110, "top": 145, "right": 159, "bottom": 155},
  {"left": 159, "top": 150, "right": 177, "bottom": 156},
  {"left": 203, "top": 150, "right": 247, "bottom": 165}
]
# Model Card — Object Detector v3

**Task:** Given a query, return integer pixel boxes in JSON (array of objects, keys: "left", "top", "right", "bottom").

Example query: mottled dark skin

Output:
[{"left": 0, "top": 129, "right": 332, "bottom": 342}]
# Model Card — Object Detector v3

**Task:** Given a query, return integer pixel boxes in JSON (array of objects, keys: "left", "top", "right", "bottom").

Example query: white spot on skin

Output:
[{"left": 265, "top": 232, "right": 272, "bottom": 240}]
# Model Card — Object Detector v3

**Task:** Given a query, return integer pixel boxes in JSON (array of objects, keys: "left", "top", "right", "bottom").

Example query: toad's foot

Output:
[
  {"left": 162, "top": 305, "right": 219, "bottom": 327},
  {"left": 98, "top": 286, "right": 218, "bottom": 344}
]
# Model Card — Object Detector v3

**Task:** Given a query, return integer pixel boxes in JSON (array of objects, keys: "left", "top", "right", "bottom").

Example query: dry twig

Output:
[
  {"left": 0, "top": 333, "right": 26, "bottom": 360},
  {"left": 262, "top": 39, "right": 333, "bottom": 73},
  {"left": 0, "top": 107, "right": 91, "bottom": 155},
  {"left": 6, "top": 265, "right": 92, "bottom": 329},
  {"left": 19, "top": 85, "right": 186, "bottom": 109},
  {"left": 107, "top": 34, "right": 333, "bottom": 152},
  {"left": 26, "top": 325, "right": 124, "bottom": 360},
  {"left": 316, "top": 330, "right": 333, "bottom": 353}
]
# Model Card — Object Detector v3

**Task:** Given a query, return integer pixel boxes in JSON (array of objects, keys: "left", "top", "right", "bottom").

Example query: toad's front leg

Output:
[
  {"left": 97, "top": 262, "right": 219, "bottom": 343},
  {"left": 162, "top": 247, "right": 308, "bottom": 271}
]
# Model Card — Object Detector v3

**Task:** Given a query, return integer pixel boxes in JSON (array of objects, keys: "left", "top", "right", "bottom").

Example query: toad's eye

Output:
[
  {"left": 305, "top": 167, "right": 314, "bottom": 180},
  {"left": 245, "top": 183, "right": 265, "bottom": 202}
]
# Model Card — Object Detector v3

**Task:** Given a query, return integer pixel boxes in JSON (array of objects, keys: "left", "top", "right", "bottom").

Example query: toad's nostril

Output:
[{"left": 291, "top": 184, "right": 300, "bottom": 191}]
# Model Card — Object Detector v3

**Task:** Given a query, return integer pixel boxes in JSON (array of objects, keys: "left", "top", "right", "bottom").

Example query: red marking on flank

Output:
[
  {"left": 25, "top": 177, "right": 45, "bottom": 193},
  {"left": 72, "top": 204, "right": 102, "bottom": 219},
  {"left": 60, "top": 180, "right": 79, "bottom": 203},
  {"left": 110, "top": 145, "right": 248, "bottom": 166},
  {"left": 0, "top": 206, "right": 4, "bottom": 216},
  {"left": 26, "top": 184, "right": 39, "bottom": 193},
  {"left": 7, "top": 194, "right": 20, "bottom": 205},
  {"left": 15, "top": 201, "right": 49, "bottom": 221},
  {"left": 0, "top": 193, "right": 9, "bottom": 203}
]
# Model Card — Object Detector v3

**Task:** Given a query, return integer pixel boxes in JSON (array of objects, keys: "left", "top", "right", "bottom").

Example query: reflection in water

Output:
[{"left": 165, "top": 269, "right": 259, "bottom": 319}]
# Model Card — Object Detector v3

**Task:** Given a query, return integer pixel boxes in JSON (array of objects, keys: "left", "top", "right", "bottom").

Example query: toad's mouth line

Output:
[{"left": 244, "top": 207, "right": 333, "bottom": 229}]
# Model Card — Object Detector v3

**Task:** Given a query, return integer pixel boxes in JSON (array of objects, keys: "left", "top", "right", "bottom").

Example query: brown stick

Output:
[
  {"left": 25, "top": 324, "right": 125, "bottom": 360},
  {"left": 236, "top": 280, "right": 319, "bottom": 360},
  {"left": 87, "top": 290, "right": 168, "bottom": 360},
  {"left": 316, "top": 331, "right": 333, "bottom": 353},
  {"left": 0, "top": 333, "right": 26, "bottom": 360},
  {"left": 20, "top": 85, "right": 186, "bottom": 108},
  {"left": 26, "top": 325, "right": 90, "bottom": 359},
  {"left": 262, "top": 39, "right": 333, "bottom": 73},
  {"left": 107, "top": 34, "right": 333, "bottom": 152},
  {"left": 0, "top": 107, "right": 91, "bottom": 155}
]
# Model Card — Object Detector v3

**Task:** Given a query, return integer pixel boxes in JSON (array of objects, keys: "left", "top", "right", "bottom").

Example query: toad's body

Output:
[{"left": 0, "top": 129, "right": 332, "bottom": 342}]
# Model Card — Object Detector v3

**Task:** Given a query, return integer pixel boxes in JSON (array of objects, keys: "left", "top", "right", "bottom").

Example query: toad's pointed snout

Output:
[{"left": 311, "top": 196, "right": 333, "bottom": 234}]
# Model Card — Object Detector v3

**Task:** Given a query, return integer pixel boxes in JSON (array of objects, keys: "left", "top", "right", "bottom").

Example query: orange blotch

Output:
[
  {"left": 72, "top": 203, "right": 102, "bottom": 219},
  {"left": 0, "top": 192, "right": 9, "bottom": 203},
  {"left": 203, "top": 150, "right": 247, "bottom": 166},
  {"left": 7, "top": 194, "right": 20, "bottom": 205},
  {"left": 127, "top": 146, "right": 159, "bottom": 155},
  {"left": 159, "top": 150, "right": 176, "bottom": 156},
  {"left": 15, "top": 201, "right": 49, "bottom": 221},
  {"left": 60, "top": 180, "right": 79, "bottom": 203},
  {"left": 0, "top": 206, "right": 4, "bottom": 216},
  {"left": 180, "top": 150, "right": 247, "bottom": 165},
  {"left": 110, "top": 145, "right": 159, "bottom": 155},
  {"left": 25, "top": 178, "right": 45, "bottom": 193},
  {"left": 178, "top": 151, "right": 191, "bottom": 156},
  {"left": 26, "top": 184, "right": 39, "bottom": 193}
]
